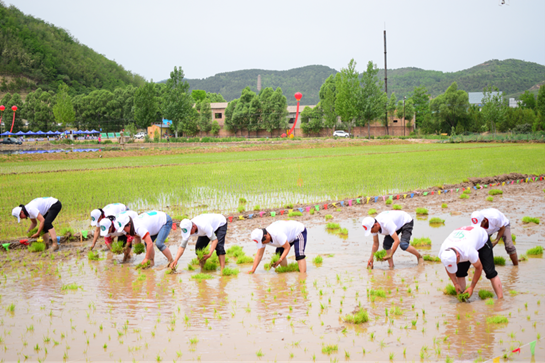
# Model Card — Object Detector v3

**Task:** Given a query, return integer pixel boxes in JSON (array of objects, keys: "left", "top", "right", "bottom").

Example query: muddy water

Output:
[{"left": 1, "top": 189, "right": 544, "bottom": 362}]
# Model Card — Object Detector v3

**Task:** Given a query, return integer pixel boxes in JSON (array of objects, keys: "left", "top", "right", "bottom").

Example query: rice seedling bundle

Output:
[
  {"left": 196, "top": 246, "right": 210, "bottom": 260},
  {"left": 429, "top": 217, "right": 445, "bottom": 224},
  {"left": 526, "top": 246, "right": 543, "bottom": 255},
  {"left": 264, "top": 253, "right": 281, "bottom": 270},
  {"left": 463, "top": 189, "right": 471, "bottom": 194},
  {"left": 488, "top": 189, "right": 503, "bottom": 195},
  {"left": 111, "top": 241, "right": 124, "bottom": 255},
  {"left": 275, "top": 262, "right": 299, "bottom": 273},
  {"left": 135, "top": 261, "right": 151, "bottom": 270},
  {"left": 459, "top": 194, "right": 469, "bottom": 199},
  {"left": 368, "top": 209, "right": 377, "bottom": 215},
  {"left": 339, "top": 228, "right": 348, "bottom": 235},
  {"left": 61, "top": 283, "right": 81, "bottom": 291},
  {"left": 385, "top": 199, "right": 392, "bottom": 205},
  {"left": 343, "top": 309, "right": 369, "bottom": 324},
  {"left": 288, "top": 211, "right": 302, "bottom": 217},
  {"left": 416, "top": 208, "right": 428, "bottom": 215},
  {"left": 88, "top": 251, "right": 100, "bottom": 261},
  {"left": 235, "top": 255, "right": 254, "bottom": 264},
  {"left": 226, "top": 245, "right": 243, "bottom": 256},
  {"left": 28, "top": 242, "right": 46, "bottom": 253},
  {"left": 27, "top": 228, "right": 45, "bottom": 238},
  {"left": 325, "top": 214, "right": 333, "bottom": 220},
  {"left": 191, "top": 273, "right": 213, "bottom": 280},
  {"left": 322, "top": 345, "right": 338, "bottom": 355},
  {"left": 133, "top": 243, "right": 145, "bottom": 255},
  {"left": 457, "top": 292, "right": 470, "bottom": 302},
  {"left": 486, "top": 196, "right": 494, "bottom": 202},
  {"left": 313, "top": 255, "right": 323, "bottom": 264},
  {"left": 486, "top": 315, "right": 508, "bottom": 324},
  {"left": 478, "top": 290, "right": 494, "bottom": 299},
  {"left": 493, "top": 256, "right": 506, "bottom": 266},
  {"left": 441, "top": 203, "right": 448, "bottom": 208},
  {"left": 369, "top": 289, "right": 386, "bottom": 297},
  {"left": 222, "top": 267, "right": 239, "bottom": 276},
  {"left": 422, "top": 254, "right": 440, "bottom": 262},
  {"left": 326, "top": 223, "right": 340, "bottom": 229},
  {"left": 444, "top": 284, "right": 457, "bottom": 296},
  {"left": 392, "top": 204, "right": 402, "bottom": 210},
  {"left": 411, "top": 237, "right": 432, "bottom": 247},
  {"left": 253, "top": 205, "right": 261, "bottom": 211},
  {"left": 374, "top": 250, "right": 387, "bottom": 261},
  {"left": 522, "top": 216, "right": 540, "bottom": 224}
]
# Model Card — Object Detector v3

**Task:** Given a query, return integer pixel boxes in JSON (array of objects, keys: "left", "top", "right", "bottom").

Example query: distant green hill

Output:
[
  {"left": 180, "top": 59, "right": 545, "bottom": 104},
  {"left": 0, "top": 3, "right": 145, "bottom": 95}
]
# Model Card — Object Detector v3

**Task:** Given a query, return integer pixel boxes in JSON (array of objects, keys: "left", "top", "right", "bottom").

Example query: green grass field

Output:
[{"left": 1, "top": 143, "right": 544, "bottom": 238}]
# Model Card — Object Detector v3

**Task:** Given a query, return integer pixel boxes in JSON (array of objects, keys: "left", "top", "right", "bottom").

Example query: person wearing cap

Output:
[
  {"left": 116, "top": 210, "right": 174, "bottom": 267},
  {"left": 98, "top": 210, "right": 138, "bottom": 256},
  {"left": 471, "top": 209, "right": 518, "bottom": 265},
  {"left": 439, "top": 226, "right": 503, "bottom": 299},
  {"left": 249, "top": 220, "right": 308, "bottom": 274},
  {"left": 362, "top": 211, "right": 423, "bottom": 269},
  {"left": 90, "top": 203, "right": 128, "bottom": 250},
  {"left": 12, "top": 197, "right": 62, "bottom": 250},
  {"left": 170, "top": 214, "right": 228, "bottom": 272}
]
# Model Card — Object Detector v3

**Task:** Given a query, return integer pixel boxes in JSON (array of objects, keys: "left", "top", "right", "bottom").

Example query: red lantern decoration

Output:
[
  {"left": 0, "top": 105, "right": 5, "bottom": 112},
  {"left": 11, "top": 106, "right": 17, "bottom": 112},
  {"left": 294, "top": 92, "right": 302, "bottom": 101}
]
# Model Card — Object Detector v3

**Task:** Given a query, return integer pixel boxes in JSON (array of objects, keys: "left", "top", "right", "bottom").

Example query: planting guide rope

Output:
[{"left": 226, "top": 176, "right": 545, "bottom": 222}]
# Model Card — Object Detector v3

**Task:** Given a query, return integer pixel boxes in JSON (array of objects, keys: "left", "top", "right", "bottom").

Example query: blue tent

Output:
[
  {"left": 1, "top": 131, "right": 13, "bottom": 136},
  {"left": 46, "top": 131, "right": 56, "bottom": 135},
  {"left": 35, "top": 131, "right": 45, "bottom": 136},
  {"left": 89, "top": 130, "right": 100, "bottom": 134},
  {"left": 15, "top": 131, "right": 25, "bottom": 135},
  {"left": 54, "top": 131, "right": 62, "bottom": 135},
  {"left": 25, "top": 131, "right": 35, "bottom": 136}
]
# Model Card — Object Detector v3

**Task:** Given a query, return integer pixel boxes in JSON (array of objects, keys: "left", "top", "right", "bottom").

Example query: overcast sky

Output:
[{"left": 6, "top": 0, "right": 545, "bottom": 81}]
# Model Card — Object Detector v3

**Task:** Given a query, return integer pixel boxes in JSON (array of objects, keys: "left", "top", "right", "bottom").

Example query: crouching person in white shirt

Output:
[
  {"left": 439, "top": 226, "right": 503, "bottom": 299},
  {"left": 471, "top": 209, "right": 518, "bottom": 265},
  {"left": 249, "top": 220, "right": 308, "bottom": 274},
  {"left": 98, "top": 210, "right": 138, "bottom": 260},
  {"left": 12, "top": 197, "right": 62, "bottom": 250},
  {"left": 170, "top": 214, "right": 228, "bottom": 272}
]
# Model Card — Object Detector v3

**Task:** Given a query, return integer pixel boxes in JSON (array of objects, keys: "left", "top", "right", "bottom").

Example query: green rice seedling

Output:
[
  {"left": 526, "top": 246, "right": 543, "bottom": 255},
  {"left": 374, "top": 250, "right": 387, "bottom": 261},
  {"left": 390, "top": 306, "right": 403, "bottom": 315},
  {"left": 275, "top": 263, "right": 300, "bottom": 273},
  {"left": 187, "top": 264, "right": 195, "bottom": 271},
  {"left": 61, "top": 283, "right": 81, "bottom": 291},
  {"left": 88, "top": 251, "right": 100, "bottom": 261},
  {"left": 486, "top": 298, "right": 495, "bottom": 305},
  {"left": 28, "top": 242, "right": 46, "bottom": 253},
  {"left": 385, "top": 199, "right": 392, "bottom": 205},
  {"left": 494, "top": 256, "right": 506, "bottom": 266},
  {"left": 222, "top": 267, "right": 239, "bottom": 276},
  {"left": 393, "top": 204, "right": 402, "bottom": 210},
  {"left": 369, "top": 289, "right": 386, "bottom": 298},
  {"left": 416, "top": 207, "right": 428, "bottom": 215},
  {"left": 239, "top": 198, "right": 247, "bottom": 204},
  {"left": 235, "top": 255, "right": 254, "bottom": 264},
  {"left": 264, "top": 253, "right": 281, "bottom": 270},
  {"left": 509, "top": 290, "right": 518, "bottom": 296},
  {"left": 288, "top": 211, "right": 302, "bottom": 217},
  {"left": 486, "top": 196, "right": 494, "bottom": 202},
  {"left": 479, "top": 290, "right": 494, "bottom": 300},
  {"left": 368, "top": 208, "right": 377, "bottom": 215},
  {"left": 519, "top": 254, "right": 527, "bottom": 261},
  {"left": 321, "top": 344, "right": 338, "bottom": 355},
  {"left": 326, "top": 222, "right": 340, "bottom": 229},
  {"left": 191, "top": 273, "right": 213, "bottom": 280},
  {"left": 411, "top": 237, "right": 432, "bottom": 247},
  {"left": 522, "top": 216, "right": 540, "bottom": 224},
  {"left": 237, "top": 205, "right": 245, "bottom": 213},
  {"left": 310, "top": 208, "right": 315, "bottom": 215},
  {"left": 253, "top": 205, "right": 261, "bottom": 211},
  {"left": 512, "top": 234, "right": 516, "bottom": 242},
  {"left": 59, "top": 226, "right": 74, "bottom": 236},
  {"left": 226, "top": 245, "right": 243, "bottom": 256},
  {"left": 488, "top": 189, "right": 503, "bottom": 196},
  {"left": 313, "top": 255, "right": 323, "bottom": 264},
  {"left": 423, "top": 254, "right": 440, "bottom": 262},
  {"left": 429, "top": 217, "right": 445, "bottom": 224},
  {"left": 342, "top": 309, "right": 369, "bottom": 324},
  {"left": 196, "top": 246, "right": 211, "bottom": 260},
  {"left": 444, "top": 284, "right": 457, "bottom": 296},
  {"left": 111, "top": 241, "right": 124, "bottom": 254},
  {"left": 286, "top": 203, "right": 294, "bottom": 209},
  {"left": 133, "top": 243, "right": 145, "bottom": 255},
  {"left": 486, "top": 315, "right": 508, "bottom": 324},
  {"left": 463, "top": 189, "right": 471, "bottom": 194},
  {"left": 459, "top": 194, "right": 469, "bottom": 199},
  {"left": 325, "top": 214, "right": 333, "bottom": 220},
  {"left": 135, "top": 261, "right": 151, "bottom": 270},
  {"left": 27, "top": 227, "right": 45, "bottom": 238},
  {"left": 6, "top": 303, "right": 15, "bottom": 312},
  {"left": 339, "top": 228, "right": 348, "bottom": 235},
  {"left": 457, "top": 293, "right": 470, "bottom": 302},
  {"left": 441, "top": 203, "right": 448, "bottom": 208}
]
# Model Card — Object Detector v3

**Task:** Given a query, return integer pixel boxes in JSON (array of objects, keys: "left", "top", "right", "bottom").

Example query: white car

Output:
[
  {"left": 134, "top": 132, "right": 146, "bottom": 139},
  {"left": 333, "top": 130, "right": 350, "bottom": 138}
]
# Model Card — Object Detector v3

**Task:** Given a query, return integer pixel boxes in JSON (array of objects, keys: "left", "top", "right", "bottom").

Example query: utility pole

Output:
[
  {"left": 403, "top": 96, "right": 406, "bottom": 136},
  {"left": 384, "top": 30, "right": 388, "bottom": 135}
]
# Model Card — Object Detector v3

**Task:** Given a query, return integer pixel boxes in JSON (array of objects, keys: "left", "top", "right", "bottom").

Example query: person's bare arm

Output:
[
  {"left": 446, "top": 269, "right": 463, "bottom": 294},
  {"left": 368, "top": 235, "right": 379, "bottom": 268},
  {"left": 272, "top": 242, "right": 291, "bottom": 268},
  {"left": 201, "top": 239, "right": 219, "bottom": 263},
  {"left": 31, "top": 214, "right": 45, "bottom": 238},
  {"left": 141, "top": 234, "right": 154, "bottom": 264},
  {"left": 28, "top": 218, "right": 37, "bottom": 233},
  {"left": 90, "top": 226, "right": 100, "bottom": 249},
  {"left": 465, "top": 260, "right": 483, "bottom": 297},
  {"left": 494, "top": 226, "right": 506, "bottom": 246},
  {"left": 248, "top": 247, "right": 266, "bottom": 274},
  {"left": 170, "top": 247, "right": 186, "bottom": 269}
]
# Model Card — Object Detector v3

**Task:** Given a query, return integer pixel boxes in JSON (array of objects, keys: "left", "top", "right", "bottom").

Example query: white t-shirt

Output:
[
  {"left": 133, "top": 211, "right": 167, "bottom": 238},
  {"left": 25, "top": 197, "right": 59, "bottom": 219},
  {"left": 439, "top": 226, "right": 488, "bottom": 264},
  {"left": 190, "top": 214, "right": 226, "bottom": 240},
  {"left": 258, "top": 220, "right": 305, "bottom": 249},
  {"left": 103, "top": 203, "right": 127, "bottom": 217},
  {"left": 106, "top": 210, "right": 138, "bottom": 237},
  {"left": 481, "top": 208, "right": 509, "bottom": 235},
  {"left": 373, "top": 211, "right": 413, "bottom": 236}
]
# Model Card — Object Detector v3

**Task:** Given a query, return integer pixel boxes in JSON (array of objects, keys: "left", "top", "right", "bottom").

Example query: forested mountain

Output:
[
  {"left": 179, "top": 59, "right": 545, "bottom": 104},
  {"left": 181, "top": 65, "right": 338, "bottom": 105},
  {"left": 0, "top": 3, "right": 145, "bottom": 96}
]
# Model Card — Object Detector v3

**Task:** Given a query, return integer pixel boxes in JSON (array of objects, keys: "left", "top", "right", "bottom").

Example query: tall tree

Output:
[
  {"left": 335, "top": 59, "right": 360, "bottom": 134},
  {"left": 518, "top": 90, "right": 536, "bottom": 110},
  {"left": 300, "top": 106, "right": 324, "bottom": 136},
  {"left": 52, "top": 82, "right": 75, "bottom": 127},
  {"left": 319, "top": 75, "right": 338, "bottom": 129},
  {"left": 197, "top": 98, "right": 212, "bottom": 135},
  {"left": 430, "top": 82, "right": 469, "bottom": 134},
  {"left": 267, "top": 87, "right": 288, "bottom": 136},
  {"left": 134, "top": 81, "right": 159, "bottom": 129},
  {"left": 535, "top": 86, "right": 545, "bottom": 131},
  {"left": 481, "top": 86, "right": 506, "bottom": 136},
  {"left": 410, "top": 86, "right": 431, "bottom": 129},
  {"left": 224, "top": 99, "right": 240, "bottom": 136},
  {"left": 163, "top": 67, "right": 193, "bottom": 137},
  {"left": 359, "top": 61, "right": 385, "bottom": 138},
  {"left": 247, "top": 95, "right": 262, "bottom": 137}
]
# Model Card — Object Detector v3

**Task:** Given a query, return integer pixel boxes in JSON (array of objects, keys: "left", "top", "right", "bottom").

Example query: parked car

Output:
[
  {"left": 333, "top": 130, "right": 350, "bottom": 138},
  {"left": 1, "top": 137, "right": 22, "bottom": 145},
  {"left": 134, "top": 132, "right": 146, "bottom": 139}
]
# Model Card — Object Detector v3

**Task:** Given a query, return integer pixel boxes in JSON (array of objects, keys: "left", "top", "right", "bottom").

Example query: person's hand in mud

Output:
[
  {"left": 454, "top": 283, "right": 463, "bottom": 295},
  {"left": 463, "top": 286, "right": 474, "bottom": 298},
  {"left": 367, "top": 258, "right": 374, "bottom": 269},
  {"left": 382, "top": 251, "right": 393, "bottom": 261},
  {"left": 200, "top": 252, "right": 213, "bottom": 264},
  {"left": 168, "top": 259, "right": 178, "bottom": 270}
]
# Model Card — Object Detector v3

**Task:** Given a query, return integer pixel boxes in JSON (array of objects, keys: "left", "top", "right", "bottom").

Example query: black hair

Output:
[
  {"left": 19, "top": 204, "right": 28, "bottom": 218},
  {"left": 127, "top": 216, "right": 135, "bottom": 236},
  {"left": 262, "top": 228, "right": 268, "bottom": 242}
]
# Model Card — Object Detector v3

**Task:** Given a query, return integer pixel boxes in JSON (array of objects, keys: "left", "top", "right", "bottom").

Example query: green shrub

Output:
[
  {"left": 423, "top": 254, "right": 440, "bottom": 262},
  {"left": 343, "top": 309, "right": 369, "bottom": 324},
  {"left": 411, "top": 237, "right": 431, "bottom": 247},
  {"left": 325, "top": 214, "right": 333, "bottom": 220},
  {"left": 494, "top": 256, "right": 506, "bottom": 266},
  {"left": 326, "top": 222, "right": 340, "bottom": 229},
  {"left": 222, "top": 267, "right": 239, "bottom": 276},
  {"left": 416, "top": 207, "right": 428, "bottom": 215},
  {"left": 478, "top": 290, "right": 494, "bottom": 300},
  {"left": 236, "top": 255, "right": 254, "bottom": 264},
  {"left": 441, "top": 203, "right": 448, "bottom": 208},
  {"left": 488, "top": 189, "right": 503, "bottom": 196},
  {"left": 392, "top": 204, "right": 402, "bottom": 210},
  {"left": 133, "top": 243, "right": 145, "bottom": 255},
  {"left": 429, "top": 217, "right": 445, "bottom": 224},
  {"left": 522, "top": 216, "right": 540, "bottom": 224},
  {"left": 313, "top": 255, "right": 323, "bottom": 264},
  {"left": 459, "top": 194, "right": 469, "bottom": 199},
  {"left": 526, "top": 246, "right": 543, "bottom": 255},
  {"left": 486, "top": 196, "right": 494, "bottom": 202},
  {"left": 374, "top": 250, "right": 387, "bottom": 261},
  {"left": 486, "top": 315, "right": 508, "bottom": 324},
  {"left": 368, "top": 208, "right": 377, "bottom": 215},
  {"left": 444, "top": 284, "right": 457, "bottom": 296},
  {"left": 288, "top": 211, "right": 302, "bottom": 217},
  {"left": 28, "top": 242, "right": 45, "bottom": 253}
]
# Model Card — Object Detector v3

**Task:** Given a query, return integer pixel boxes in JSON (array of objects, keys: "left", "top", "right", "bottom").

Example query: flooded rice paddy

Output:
[{"left": 1, "top": 187, "right": 544, "bottom": 362}]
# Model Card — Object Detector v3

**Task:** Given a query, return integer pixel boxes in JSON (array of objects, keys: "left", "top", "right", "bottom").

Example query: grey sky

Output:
[{"left": 6, "top": 0, "right": 545, "bottom": 81}]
